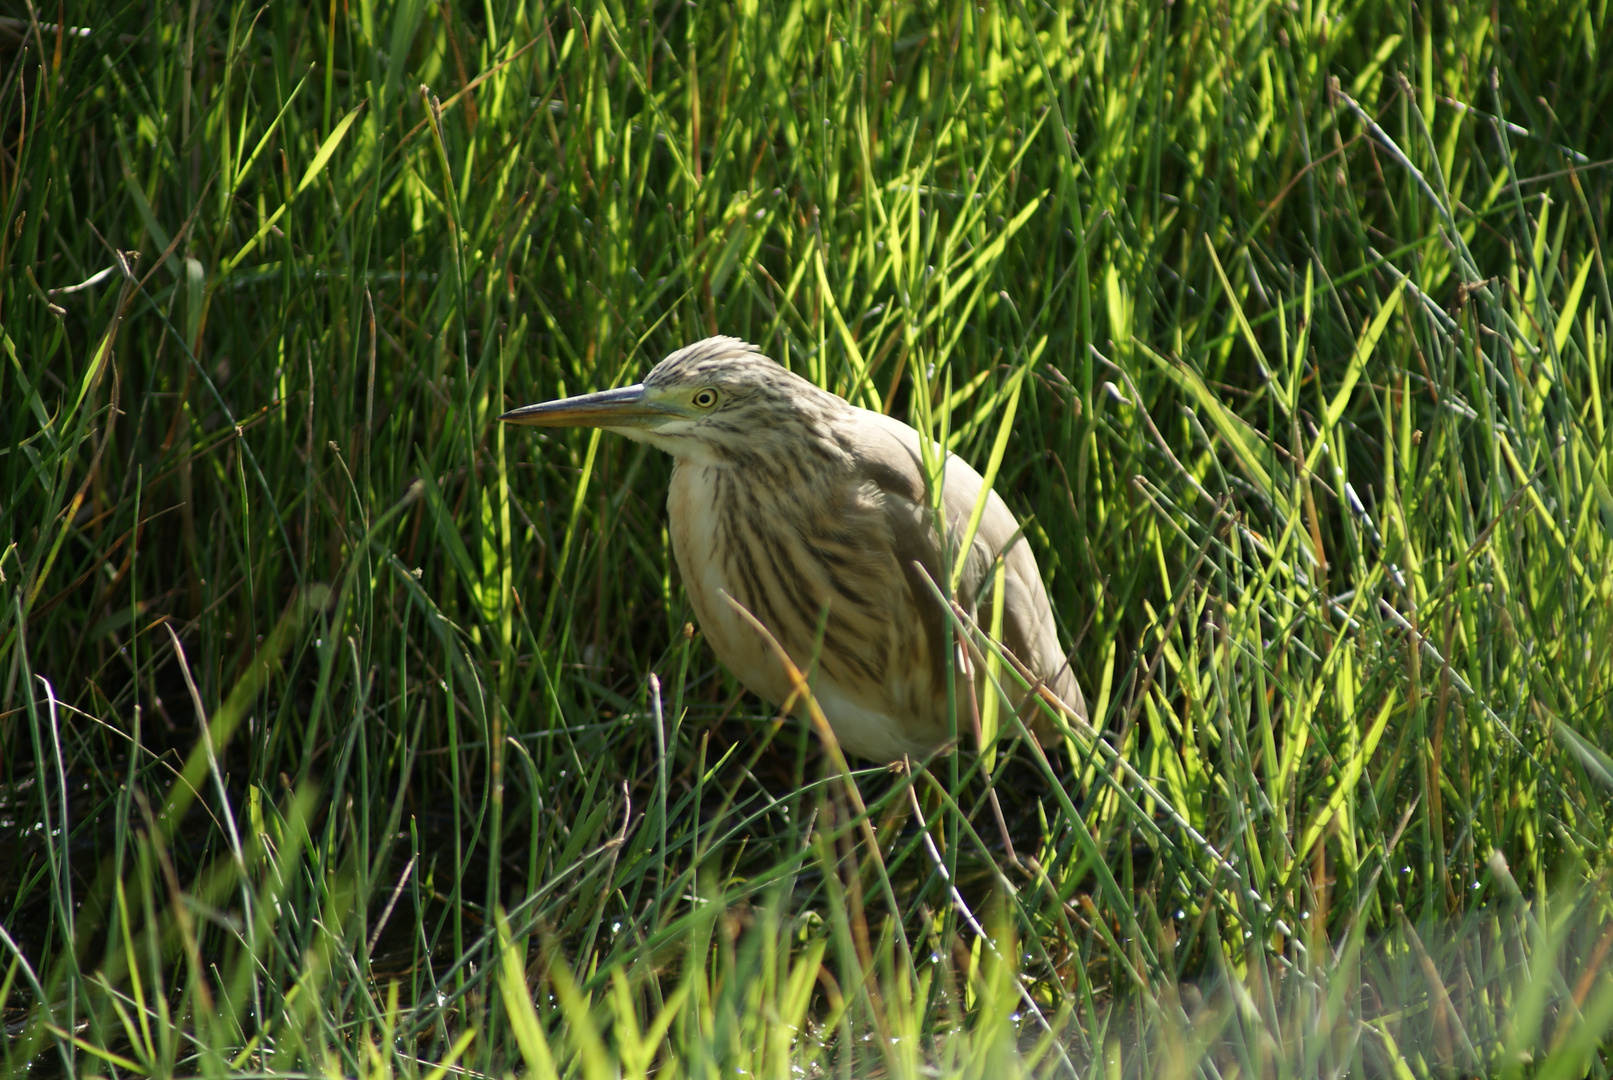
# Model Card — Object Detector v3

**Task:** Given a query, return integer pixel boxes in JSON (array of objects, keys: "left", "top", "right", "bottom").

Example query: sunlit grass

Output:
[{"left": 2, "top": 0, "right": 1611, "bottom": 1076}]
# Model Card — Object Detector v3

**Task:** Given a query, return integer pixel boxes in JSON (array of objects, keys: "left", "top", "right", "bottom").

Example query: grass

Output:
[{"left": 2, "top": 0, "right": 1612, "bottom": 1075}]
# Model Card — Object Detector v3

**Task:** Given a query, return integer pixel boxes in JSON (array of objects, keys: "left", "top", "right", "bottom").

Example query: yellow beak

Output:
[{"left": 499, "top": 384, "right": 672, "bottom": 429}]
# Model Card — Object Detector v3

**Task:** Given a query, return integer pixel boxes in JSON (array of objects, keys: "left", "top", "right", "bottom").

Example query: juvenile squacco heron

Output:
[{"left": 501, "top": 336, "right": 1085, "bottom": 761}]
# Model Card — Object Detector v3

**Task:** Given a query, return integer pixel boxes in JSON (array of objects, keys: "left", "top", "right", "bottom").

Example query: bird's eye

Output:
[{"left": 692, "top": 388, "right": 719, "bottom": 409}]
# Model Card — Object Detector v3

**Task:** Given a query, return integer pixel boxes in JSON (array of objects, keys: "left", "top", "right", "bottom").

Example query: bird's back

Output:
[{"left": 851, "top": 409, "right": 1087, "bottom": 734}]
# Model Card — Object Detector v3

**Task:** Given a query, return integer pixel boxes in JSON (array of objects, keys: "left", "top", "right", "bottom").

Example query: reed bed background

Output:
[{"left": 2, "top": 0, "right": 1611, "bottom": 1076}]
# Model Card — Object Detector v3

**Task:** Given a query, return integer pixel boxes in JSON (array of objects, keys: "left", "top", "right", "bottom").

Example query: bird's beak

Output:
[{"left": 499, "top": 384, "right": 671, "bottom": 429}]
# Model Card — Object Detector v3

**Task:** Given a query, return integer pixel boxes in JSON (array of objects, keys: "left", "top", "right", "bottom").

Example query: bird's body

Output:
[{"left": 503, "top": 337, "right": 1084, "bottom": 761}]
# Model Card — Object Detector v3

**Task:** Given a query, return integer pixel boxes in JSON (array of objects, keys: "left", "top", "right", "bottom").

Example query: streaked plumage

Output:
[{"left": 502, "top": 336, "right": 1085, "bottom": 761}]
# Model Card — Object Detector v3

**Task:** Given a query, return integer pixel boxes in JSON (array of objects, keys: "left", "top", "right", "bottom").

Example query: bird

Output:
[{"left": 500, "top": 336, "right": 1086, "bottom": 762}]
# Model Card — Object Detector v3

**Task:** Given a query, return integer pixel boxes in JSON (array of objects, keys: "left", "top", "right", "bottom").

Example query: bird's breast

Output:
[
  {"left": 666, "top": 460, "right": 949, "bottom": 759},
  {"left": 667, "top": 463, "right": 796, "bottom": 708}
]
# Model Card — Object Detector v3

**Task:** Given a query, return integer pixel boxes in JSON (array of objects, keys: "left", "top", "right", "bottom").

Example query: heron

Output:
[{"left": 501, "top": 336, "right": 1085, "bottom": 762}]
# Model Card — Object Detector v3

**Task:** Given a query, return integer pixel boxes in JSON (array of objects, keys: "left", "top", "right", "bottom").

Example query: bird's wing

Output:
[
  {"left": 835, "top": 409, "right": 954, "bottom": 712},
  {"left": 846, "top": 408, "right": 1086, "bottom": 728},
  {"left": 938, "top": 444, "right": 1087, "bottom": 728}
]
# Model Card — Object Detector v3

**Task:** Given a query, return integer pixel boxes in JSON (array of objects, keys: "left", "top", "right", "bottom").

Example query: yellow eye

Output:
[{"left": 692, "top": 388, "right": 719, "bottom": 409}]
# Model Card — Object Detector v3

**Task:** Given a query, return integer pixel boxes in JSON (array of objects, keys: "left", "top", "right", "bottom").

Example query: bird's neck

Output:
[{"left": 675, "top": 412, "right": 852, "bottom": 479}]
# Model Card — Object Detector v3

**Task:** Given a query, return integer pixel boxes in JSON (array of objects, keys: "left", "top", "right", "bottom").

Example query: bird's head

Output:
[{"left": 500, "top": 337, "right": 837, "bottom": 464}]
